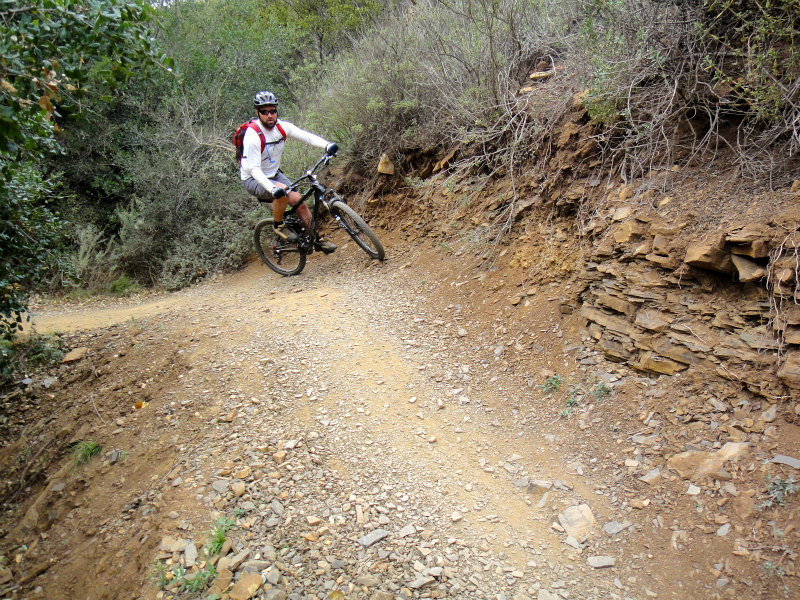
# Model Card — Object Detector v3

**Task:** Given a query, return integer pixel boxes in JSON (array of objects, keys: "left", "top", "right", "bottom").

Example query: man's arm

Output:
[{"left": 282, "top": 121, "right": 329, "bottom": 149}]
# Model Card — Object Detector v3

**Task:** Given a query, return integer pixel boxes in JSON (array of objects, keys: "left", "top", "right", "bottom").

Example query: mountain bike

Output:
[{"left": 253, "top": 152, "right": 385, "bottom": 276}]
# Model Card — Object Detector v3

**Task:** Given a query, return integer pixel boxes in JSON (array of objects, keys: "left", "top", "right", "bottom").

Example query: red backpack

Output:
[{"left": 233, "top": 119, "right": 286, "bottom": 161}]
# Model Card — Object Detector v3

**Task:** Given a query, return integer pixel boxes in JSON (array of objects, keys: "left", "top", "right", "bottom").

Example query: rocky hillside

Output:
[
  {"left": 353, "top": 94, "right": 800, "bottom": 403},
  {"left": 2, "top": 91, "right": 800, "bottom": 600}
]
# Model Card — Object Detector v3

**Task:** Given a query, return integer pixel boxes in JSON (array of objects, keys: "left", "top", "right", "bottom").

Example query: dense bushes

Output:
[
  {"left": 0, "top": 0, "right": 166, "bottom": 351},
  {"left": 299, "top": 0, "right": 581, "bottom": 168},
  {"left": 573, "top": 0, "right": 800, "bottom": 178},
  {"left": 49, "top": 0, "right": 305, "bottom": 290},
  {"left": 296, "top": 0, "right": 799, "bottom": 183}
]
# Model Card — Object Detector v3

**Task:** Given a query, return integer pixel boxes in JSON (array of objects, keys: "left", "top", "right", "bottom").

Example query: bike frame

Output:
[{"left": 282, "top": 153, "right": 343, "bottom": 243}]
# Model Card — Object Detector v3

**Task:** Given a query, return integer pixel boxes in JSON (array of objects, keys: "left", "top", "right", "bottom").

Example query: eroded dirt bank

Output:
[{"left": 1, "top": 223, "right": 798, "bottom": 600}]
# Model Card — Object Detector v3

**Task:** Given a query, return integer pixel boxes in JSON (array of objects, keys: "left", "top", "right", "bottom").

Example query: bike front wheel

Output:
[
  {"left": 330, "top": 201, "right": 385, "bottom": 260},
  {"left": 254, "top": 218, "right": 307, "bottom": 276}
]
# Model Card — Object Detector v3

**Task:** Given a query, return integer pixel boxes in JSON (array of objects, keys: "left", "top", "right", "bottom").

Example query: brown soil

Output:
[{"left": 1, "top": 136, "right": 799, "bottom": 599}]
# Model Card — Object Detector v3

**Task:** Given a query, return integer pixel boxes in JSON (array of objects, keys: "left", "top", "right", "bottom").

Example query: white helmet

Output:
[{"left": 253, "top": 90, "right": 278, "bottom": 107}]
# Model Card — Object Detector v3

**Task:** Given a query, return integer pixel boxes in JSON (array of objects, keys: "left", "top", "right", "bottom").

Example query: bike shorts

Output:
[{"left": 243, "top": 171, "right": 292, "bottom": 201}]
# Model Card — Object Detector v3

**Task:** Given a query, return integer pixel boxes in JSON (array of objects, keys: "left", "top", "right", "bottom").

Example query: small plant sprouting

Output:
[
  {"left": 437, "top": 241, "right": 454, "bottom": 254},
  {"left": 566, "top": 393, "right": 579, "bottom": 407},
  {"left": 560, "top": 407, "right": 573, "bottom": 418},
  {"left": 403, "top": 176, "right": 426, "bottom": 190},
  {"left": 592, "top": 382, "right": 612, "bottom": 402},
  {"left": 206, "top": 516, "right": 235, "bottom": 557},
  {"left": 180, "top": 563, "right": 216, "bottom": 593},
  {"left": 763, "top": 560, "right": 786, "bottom": 578},
  {"left": 72, "top": 441, "right": 102, "bottom": 466},
  {"left": 541, "top": 375, "right": 564, "bottom": 394},
  {"left": 759, "top": 475, "right": 799, "bottom": 510},
  {"left": 154, "top": 558, "right": 217, "bottom": 593},
  {"left": 153, "top": 560, "right": 170, "bottom": 588}
]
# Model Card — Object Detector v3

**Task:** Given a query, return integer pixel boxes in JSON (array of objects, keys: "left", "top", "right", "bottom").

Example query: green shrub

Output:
[
  {"left": 72, "top": 441, "right": 102, "bottom": 467},
  {"left": 299, "top": 0, "right": 579, "bottom": 167},
  {"left": 0, "top": 164, "right": 73, "bottom": 343},
  {"left": 576, "top": 0, "right": 800, "bottom": 178},
  {"left": 24, "top": 333, "right": 67, "bottom": 367},
  {"left": 108, "top": 275, "right": 142, "bottom": 296}
]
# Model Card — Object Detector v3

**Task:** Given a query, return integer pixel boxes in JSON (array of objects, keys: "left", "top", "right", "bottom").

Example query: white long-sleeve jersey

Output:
[{"left": 239, "top": 119, "right": 329, "bottom": 191}]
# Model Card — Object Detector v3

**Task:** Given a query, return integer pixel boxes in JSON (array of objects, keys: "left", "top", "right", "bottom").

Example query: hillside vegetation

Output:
[{"left": 1, "top": 0, "right": 799, "bottom": 365}]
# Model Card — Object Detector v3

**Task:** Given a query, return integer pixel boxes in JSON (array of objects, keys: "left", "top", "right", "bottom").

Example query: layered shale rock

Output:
[{"left": 577, "top": 198, "right": 800, "bottom": 397}]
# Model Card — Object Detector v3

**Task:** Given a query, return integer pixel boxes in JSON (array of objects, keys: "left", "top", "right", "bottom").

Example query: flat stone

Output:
[
  {"left": 241, "top": 560, "right": 271, "bottom": 574},
  {"left": 587, "top": 555, "right": 616, "bottom": 568},
  {"left": 778, "top": 351, "right": 800, "bottom": 389},
  {"left": 603, "top": 521, "right": 631, "bottom": 535},
  {"left": 731, "top": 254, "right": 767, "bottom": 282},
  {"left": 231, "top": 480, "right": 246, "bottom": 497},
  {"left": 528, "top": 479, "right": 553, "bottom": 492},
  {"left": 227, "top": 549, "right": 250, "bottom": 572},
  {"left": 635, "top": 310, "right": 671, "bottom": 332},
  {"left": 264, "top": 565, "right": 281, "bottom": 585},
  {"left": 731, "top": 495, "right": 756, "bottom": 519},
  {"left": 228, "top": 571, "right": 262, "bottom": 600},
  {"left": 184, "top": 541, "right": 198, "bottom": 567},
  {"left": 356, "top": 575, "right": 381, "bottom": 587},
  {"left": 358, "top": 529, "right": 389, "bottom": 548},
  {"left": 160, "top": 536, "right": 187, "bottom": 553},
  {"left": 558, "top": 504, "right": 595, "bottom": 541},
  {"left": 667, "top": 442, "right": 750, "bottom": 481},
  {"left": 595, "top": 292, "right": 634, "bottom": 315},
  {"left": 407, "top": 576, "right": 435, "bottom": 589},
  {"left": 639, "top": 468, "right": 662, "bottom": 485},
  {"left": 397, "top": 524, "right": 417, "bottom": 538},
  {"left": 211, "top": 480, "right": 229, "bottom": 493},
  {"left": 634, "top": 351, "right": 686, "bottom": 375},
  {"left": 233, "top": 466, "right": 252, "bottom": 479},
  {"left": 209, "top": 568, "right": 233, "bottom": 596},
  {"left": 685, "top": 233, "right": 734, "bottom": 273},
  {"left": 771, "top": 454, "right": 800, "bottom": 469},
  {"left": 62, "top": 347, "right": 89, "bottom": 363}
]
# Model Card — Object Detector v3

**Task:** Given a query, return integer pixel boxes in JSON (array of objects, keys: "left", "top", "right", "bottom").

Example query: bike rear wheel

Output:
[
  {"left": 254, "top": 218, "right": 307, "bottom": 276},
  {"left": 330, "top": 201, "right": 385, "bottom": 260}
]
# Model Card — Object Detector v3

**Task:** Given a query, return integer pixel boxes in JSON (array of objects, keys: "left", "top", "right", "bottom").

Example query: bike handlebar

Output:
[{"left": 284, "top": 152, "right": 334, "bottom": 193}]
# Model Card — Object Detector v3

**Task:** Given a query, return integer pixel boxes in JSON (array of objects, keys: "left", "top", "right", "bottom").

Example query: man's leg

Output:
[
  {"left": 242, "top": 177, "right": 298, "bottom": 242},
  {"left": 288, "top": 195, "right": 336, "bottom": 253},
  {"left": 289, "top": 192, "right": 312, "bottom": 231}
]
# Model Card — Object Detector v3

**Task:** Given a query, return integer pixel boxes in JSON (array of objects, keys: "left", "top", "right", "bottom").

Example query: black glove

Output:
[
  {"left": 326, "top": 142, "right": 338, "bottom": 156},
  {"left": 272, "top": 187, "right": 286, "bottom": 200}
]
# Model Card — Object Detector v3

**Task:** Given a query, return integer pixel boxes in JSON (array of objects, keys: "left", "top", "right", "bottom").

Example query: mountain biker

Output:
[{"left": 240, "top": 90, "right": 338, "bottom": 253}]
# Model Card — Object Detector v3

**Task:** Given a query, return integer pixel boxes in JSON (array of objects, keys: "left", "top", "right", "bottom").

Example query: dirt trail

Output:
[{"left": 2, "top": 233, "right": 796, "bottom": 600}]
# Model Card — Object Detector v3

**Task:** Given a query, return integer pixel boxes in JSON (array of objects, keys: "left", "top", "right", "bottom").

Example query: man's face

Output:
[{"left": 257, "top": 105, "right": 278, "bottom": 129}]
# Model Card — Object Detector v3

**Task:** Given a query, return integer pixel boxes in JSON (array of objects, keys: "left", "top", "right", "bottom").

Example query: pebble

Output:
[
  {"left": 587, "top": 556, "right": 616, "bottom": 568},
  {"left": 603, "top": 521, "right": 631, "bottom": 536},
  {"left": 358, "top": 529, "right": 389, "bottom": 548}
]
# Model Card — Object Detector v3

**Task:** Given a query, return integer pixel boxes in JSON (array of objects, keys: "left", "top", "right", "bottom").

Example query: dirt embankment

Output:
[{"left": 1, "top": 108, "right": 800, "bottom": 599}]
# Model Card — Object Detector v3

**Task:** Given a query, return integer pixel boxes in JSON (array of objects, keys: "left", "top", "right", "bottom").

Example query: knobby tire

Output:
[
  {"left": 330, "top": 202, "right": 385, "bottom": 260},
  {"left": 254, "top": 218, "right": 306, "bottom": 276}
]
